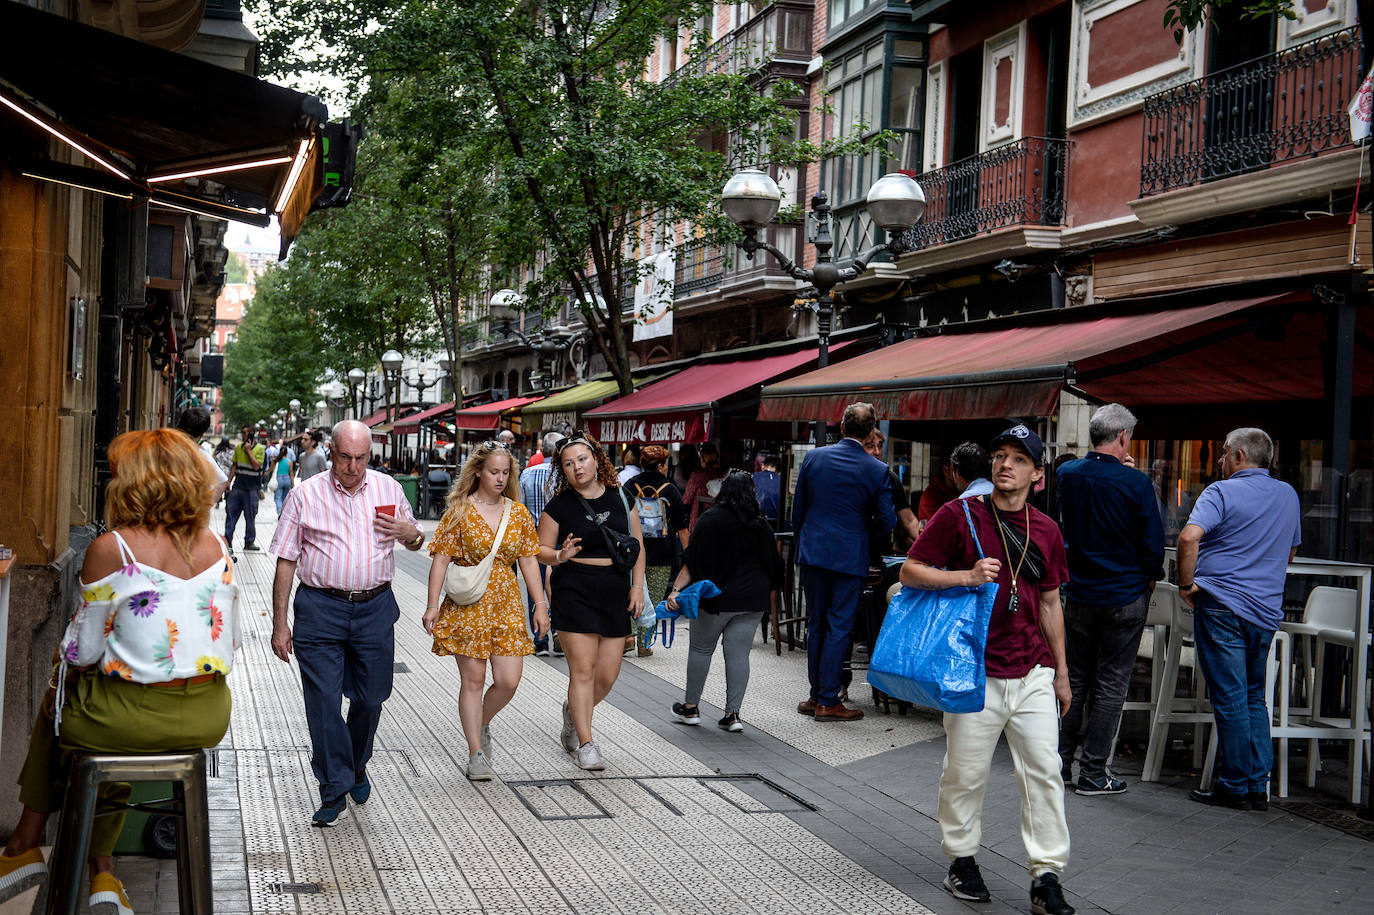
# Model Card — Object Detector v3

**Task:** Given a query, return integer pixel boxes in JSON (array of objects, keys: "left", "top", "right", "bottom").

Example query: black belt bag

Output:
[{"left": 575, "top": 491, "right": 640, "bottom": 574}]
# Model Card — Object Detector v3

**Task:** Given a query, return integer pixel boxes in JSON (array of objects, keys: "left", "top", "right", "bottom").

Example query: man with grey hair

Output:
[
  {"left": 1056, "top": 403, "right": 1164, "bottom": 795},
  {"left": 1178, "top": 427, "right": 1299, "bottom": 810},
  {"left": 792, "top": 402, "right": 895, "bottom": 720},
  {"left": 520, "top": 430, "right": 566, "bottom": 655}
]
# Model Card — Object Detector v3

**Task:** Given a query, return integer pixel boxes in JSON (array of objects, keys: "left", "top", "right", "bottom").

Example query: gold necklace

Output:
[{"left": 988, "top": 499, "right": 1030, "bottom": 612}]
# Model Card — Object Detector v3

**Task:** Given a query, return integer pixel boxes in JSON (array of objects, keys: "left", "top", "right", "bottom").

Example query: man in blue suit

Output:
[{"left": 792, "top": 402, "right": 896, "bottom": 720}]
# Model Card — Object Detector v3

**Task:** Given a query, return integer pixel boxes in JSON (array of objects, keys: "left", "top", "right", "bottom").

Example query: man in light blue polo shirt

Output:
[{"left": 1176, "top": 427, "right": 1300, "bottom": 811}]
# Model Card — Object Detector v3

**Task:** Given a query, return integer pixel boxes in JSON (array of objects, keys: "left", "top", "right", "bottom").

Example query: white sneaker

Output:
[
  {"left": 466, "top": 749, "right": 494, "bottom": 781},
  {"left": 481, "top": 724, "right": 493, "bottom": 759},
  {"left": 575, "top": 741, "right": 605, "bottom": 771},
  {"left": 560, "top": 701, "right": 578, "bottom": 753}
]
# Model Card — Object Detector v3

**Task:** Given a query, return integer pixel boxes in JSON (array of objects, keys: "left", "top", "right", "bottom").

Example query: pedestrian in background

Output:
[
  {"left": 950, "top": 442, "right": 993, "bottom": 499},
  {"left": 863, "top": 427, "right": 920, "bottom": 549},
  {"left": 272, "top": 445, "right": 295, "bottom": 517},
  {"left": 175, "top": 406, "right": 227, "bottom": 502},
  {"left": 225, "top": 424, "right": 265, "bottom": 555},
  {"left": 269, "top": 420, "right": 426, "bottom": 827},
  {"left": 668, "top": 471, "right": 782, "bottom": 733},
  {"left": 617, "top": 444, "right": 642, "bottom": 486},
  {"left": 682, "top": 442, "right": 725, "bottom": 530},
  {"left": 628, "top": 445, "right": 690, "bottom": 657},
  {"left": 0, "top": 429, "right": 238, "bottom": 912},
  {"left": 298, "top": 430, "right": 328, "bottom": 482},
  {"left": 1178, "top": 427, "right": 1299, "bottom": 810},
  {"left": 752, "top": 454, "right": 782, "bottom": 526},
  {"left": 520, "top": 431, "right": 565, "bottom": 656},
  {"left": 902, "top": 424, "right": 1075, "bottom": 915},
  {"left": 537, "top": 432, "right": 646, "bottom": 771},
  {"left": 424, "top": 440, "right": 547, "bottom": 781},
  {"left": 1056, "top": 403, "right": 1164, "bottom": 795},
  {"left": 792, "top": 402, "right": 895, "bottom": 721}
]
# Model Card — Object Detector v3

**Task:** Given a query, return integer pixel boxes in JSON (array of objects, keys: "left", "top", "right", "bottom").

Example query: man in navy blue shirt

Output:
[
  {"left": 1056, "top": 403, "right": 1164, "bottom": 795},
  {"left": 1179, "top": 427, "right": 1299, "bottom": 810}
]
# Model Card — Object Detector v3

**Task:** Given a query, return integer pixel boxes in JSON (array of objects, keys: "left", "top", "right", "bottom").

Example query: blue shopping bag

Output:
[{"left": 867, "top": 500, "right": 998, "bottom": 714}]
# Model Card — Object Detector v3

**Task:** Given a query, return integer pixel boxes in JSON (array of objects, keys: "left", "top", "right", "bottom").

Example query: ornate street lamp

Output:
[
  {"left": 406, "top": 367, "right": 446, "bottom": 405},
  {"left": 380, "top": 349, "right": 404, "bottom": 464},
  {"left": 288, "top": 397, "right": 302, "bottom": 436},
  {"left": 347, "top": 367, "right": 366, "bottom": 419},
  {"left": 722, "top": 168, "right": 925, "bottom": 443}
]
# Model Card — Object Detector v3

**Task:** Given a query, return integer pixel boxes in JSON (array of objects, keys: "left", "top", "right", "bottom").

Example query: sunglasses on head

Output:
[
  {"left": 555, "top": 436, "right": 592, "bottom": 454},
  {"left": 480, "top": 440, "right": 510, "bottom": 451}
]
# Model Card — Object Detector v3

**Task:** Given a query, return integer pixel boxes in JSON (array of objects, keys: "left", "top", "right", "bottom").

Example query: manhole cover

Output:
[
  {"left": 1271, "top": 801, "right": 1374, "bottom": 841},
  {"left": 268, "top": 882, "right": 324, "bottom": 895},
  {"left": 507, "top": 780, "right": 611, "bottom": 821}
]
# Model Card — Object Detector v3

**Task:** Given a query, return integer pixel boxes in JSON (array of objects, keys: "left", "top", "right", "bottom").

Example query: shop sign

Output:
[{"left": 592, "top": 410, "right": 710, "bottom": 444}]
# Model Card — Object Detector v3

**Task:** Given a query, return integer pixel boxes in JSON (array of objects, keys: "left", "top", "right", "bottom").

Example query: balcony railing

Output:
[
  {"left": 665, "top": 1, "right": 813, "bottom": 85},
  {"left": 670, "top": 224, "right": 804, "bottom": 299},
  {"left": 1139, "top": 26, "right": 1361, "bottom": 196},
  {"left": 900, "top": 137, "right": 1070, "bottom": 250}
]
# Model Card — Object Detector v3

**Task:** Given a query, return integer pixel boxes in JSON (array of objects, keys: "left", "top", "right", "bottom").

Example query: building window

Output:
[
  {"left": 821, "top": 33, "right": 925, "bottom": 259},
  {"left": 828, "top": 0, "right": 881, "bottom": 33}
]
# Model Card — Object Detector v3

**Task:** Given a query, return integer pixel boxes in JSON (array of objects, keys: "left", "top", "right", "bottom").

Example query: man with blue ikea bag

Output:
[{"left": 902, "top": 425, "right": 1075, "bottom": 915}]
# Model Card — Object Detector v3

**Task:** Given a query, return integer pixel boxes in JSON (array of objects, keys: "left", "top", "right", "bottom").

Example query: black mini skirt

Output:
[{"left": 550, "top": 562, "right": 632, "bottom": 638}]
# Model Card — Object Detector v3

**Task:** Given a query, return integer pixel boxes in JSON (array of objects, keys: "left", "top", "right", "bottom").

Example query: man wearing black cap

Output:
[{"left": 901, "top": 424, "right": 1075, "bottom": 915}]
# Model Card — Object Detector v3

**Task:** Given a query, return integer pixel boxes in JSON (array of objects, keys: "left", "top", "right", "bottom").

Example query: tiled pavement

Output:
[{"left": 24, "top": 509, "right": 1372, "bottom": 914}]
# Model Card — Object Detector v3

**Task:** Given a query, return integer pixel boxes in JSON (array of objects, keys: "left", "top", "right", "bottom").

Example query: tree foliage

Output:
[
  {"left": 247, "top": 0, "right": 863, "bottom": 395},
  {"left": 1163, "top": 1, "right": 1298, "bottom": 44}
]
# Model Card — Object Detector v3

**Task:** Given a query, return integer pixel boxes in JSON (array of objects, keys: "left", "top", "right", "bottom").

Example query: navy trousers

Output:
[
  {"left": 801, "top": 565, "right": 864, "bottom": 707},
  {"left": 224, "top": 488, "right": 259, "bottom": 546},
  {"left": 292, "top": 585, "right": 398, "bottom": 803}
]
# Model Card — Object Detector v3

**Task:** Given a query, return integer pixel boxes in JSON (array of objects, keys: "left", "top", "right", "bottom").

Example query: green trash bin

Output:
[{"left": 395, "top": 474, "right": 420, "bottom": 516}]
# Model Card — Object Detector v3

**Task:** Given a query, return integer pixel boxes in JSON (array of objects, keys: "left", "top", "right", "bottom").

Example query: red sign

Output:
[{"left": 592, "top": 410, "right": 711, "bottom": 444}]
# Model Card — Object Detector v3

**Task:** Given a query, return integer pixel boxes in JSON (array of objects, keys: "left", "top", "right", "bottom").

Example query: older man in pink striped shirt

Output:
[{"left": 269, "top": 420, "right": 425, "bottom": 827}]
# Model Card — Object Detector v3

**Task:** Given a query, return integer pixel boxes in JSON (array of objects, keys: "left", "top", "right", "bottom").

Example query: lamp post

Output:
[
  {"left": 381, "top": 348, "right": 404, "bottom": 465},
  {"left": 406, "top": 367, "right": 446, "bottom": 406},
  {"left": 288, "top": 398, "right": 301, "bottom": 436},
  {"left": 347, "top": 367, "right": 366, "bottom": 419},
  {"left": 315, "top": 399, "right": 327, "bottom": 429},
  {"left": 436, "top": 355, "right": 453, "bottom": 403},
  {"left": 721, "top": 168, "right": 925, "bottom": 444}
]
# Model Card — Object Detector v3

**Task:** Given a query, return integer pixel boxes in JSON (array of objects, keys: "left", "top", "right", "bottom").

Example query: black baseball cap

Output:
[{"left": 989, "top": 424, "right": 1044, "bottom": 464}]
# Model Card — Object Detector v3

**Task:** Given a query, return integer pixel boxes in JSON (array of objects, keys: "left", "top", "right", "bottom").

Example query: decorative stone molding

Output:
[
  {"left": 981, "top": 23, "right": 1027, "bottom": 150},
  {"left": 1279, "top": 0, "right": 1356, "bottom": 50}
]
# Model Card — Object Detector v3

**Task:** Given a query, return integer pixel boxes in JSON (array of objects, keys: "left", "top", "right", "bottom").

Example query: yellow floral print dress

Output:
[{"left": 428, "top": 498, "right": 540, "bottom": 659}]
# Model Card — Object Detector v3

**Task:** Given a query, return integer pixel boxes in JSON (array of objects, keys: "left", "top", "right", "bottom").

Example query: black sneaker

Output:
[
  {"left": 1247, "top": 791, "right": 1269, "bottom": 811},
  {"left": 1075, "top": 773, "right": 1127, "bottom": 796},
  {"left": 311, "top": 795, "right": 347, "bottom": 827},
  {"left": 943, "top": 856, "right": 990, "bottom": 902},
  {"left": 1030, "top": 873, "right": 1074, "bottom": 915},
  {"left": 718, "top": 713, "right": 744, "bottom": 733},
  {"left": 1060, "top": 763, "right": 1073, "bottom": 785},
  {"left": 242, "top": 542, "right": 261, "bottom": 552},
  {"left": 672, "top": 702, "right": 701, "bottom": 725}
]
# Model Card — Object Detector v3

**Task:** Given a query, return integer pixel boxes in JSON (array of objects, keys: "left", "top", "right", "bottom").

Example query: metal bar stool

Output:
[{"left": 46, "top": 752, "right": 212, "bottom": 915}]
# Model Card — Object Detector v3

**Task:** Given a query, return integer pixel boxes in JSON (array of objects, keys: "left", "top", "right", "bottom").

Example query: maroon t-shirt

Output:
[{"left": 908, "top": 496, "right": 1069, "bottom": 679}]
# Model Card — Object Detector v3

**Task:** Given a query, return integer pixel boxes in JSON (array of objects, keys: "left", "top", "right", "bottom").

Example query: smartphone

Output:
[{"left": 375, "top": 504, "right": 396, "bottom": 517}]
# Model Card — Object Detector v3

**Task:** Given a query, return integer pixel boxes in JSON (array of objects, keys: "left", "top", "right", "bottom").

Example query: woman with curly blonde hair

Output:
[
  {"left": 0, "top": 429, "right": 239, "bottom": 912},
  {"left": 537, "top": 431, "right": 646, "bottom": 771},
  {"left": 424, "top": 440, "right": 548, "bottom": 781}
]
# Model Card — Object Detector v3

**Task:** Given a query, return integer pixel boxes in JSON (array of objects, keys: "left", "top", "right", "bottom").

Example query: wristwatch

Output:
[{"left": 408, "top": 531, "right": 425, "bottom": 549}]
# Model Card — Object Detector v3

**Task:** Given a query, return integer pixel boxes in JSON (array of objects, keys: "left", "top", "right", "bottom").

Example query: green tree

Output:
[
  {"left": 219, "top": 266, "right": 330, "bottom": 430},
  {"left": 1163, "top": 1, "right": 1298, "bottom": 43},
  {"left": 224, "top": 251, "right": 249, "bottom": 285},
  {"left": 247, "top": 0, "right": 863, "bottom": 395}
]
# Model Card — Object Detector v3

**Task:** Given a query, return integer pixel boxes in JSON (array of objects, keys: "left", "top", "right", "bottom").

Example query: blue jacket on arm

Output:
[
  {"left": 791, "top": 438, "right": 896, "bottom": 578},
  {"left": 1057, "top": 452, "right": 1165, "bottom": 606}
]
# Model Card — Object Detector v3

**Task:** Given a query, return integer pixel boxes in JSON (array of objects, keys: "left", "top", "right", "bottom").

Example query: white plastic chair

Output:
[
  {"left": 1280, "top": 586, "right": 1358, "bottom": 720},
  {"left": 1142, "top": 590, "right": 1211, "bottom": 782},
  {"left": 1110, "top": 583, "right": 1178, "bottom": 769}
]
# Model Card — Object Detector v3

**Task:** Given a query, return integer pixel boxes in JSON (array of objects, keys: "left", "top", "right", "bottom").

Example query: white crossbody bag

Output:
[{"left": 443, "top": 498, "right": 512, "bottom": 607}]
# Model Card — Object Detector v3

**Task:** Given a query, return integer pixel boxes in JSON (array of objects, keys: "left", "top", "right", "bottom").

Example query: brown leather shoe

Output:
[
  {"left": 796, "top": 698, "right": 817, "bottom": 716},
  {"left": 814, "top": 702, "right": 864, "bottom": 721}
]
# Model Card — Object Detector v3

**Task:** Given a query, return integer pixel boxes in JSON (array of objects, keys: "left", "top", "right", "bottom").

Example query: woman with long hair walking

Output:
[
  {"left": 425, "top": 440, "right": 548, "bottom": 780},
  {"left": 669, "top": 471, "right": 783, "bottom": 732},
  {"left": 538, "top": 432, "right": 646, "bottom": 770}
]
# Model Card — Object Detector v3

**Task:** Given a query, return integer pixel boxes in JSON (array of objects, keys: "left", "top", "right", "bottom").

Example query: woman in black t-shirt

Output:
[
  {"left": 666, "top": 471, "right": 783, "bottom": 732},
  {"left": 537, "top": 432, "right": 646, "bottom": 771}
]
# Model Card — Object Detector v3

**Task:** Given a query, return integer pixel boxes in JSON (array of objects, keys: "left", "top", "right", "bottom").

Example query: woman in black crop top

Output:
[{"left": 536, "top": 432, "right": 646, "bottom": 771}]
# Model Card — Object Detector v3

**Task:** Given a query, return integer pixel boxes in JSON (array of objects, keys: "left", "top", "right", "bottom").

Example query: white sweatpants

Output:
[{"left": 938, "top": 665, "right": 1070, "bottom": 877}]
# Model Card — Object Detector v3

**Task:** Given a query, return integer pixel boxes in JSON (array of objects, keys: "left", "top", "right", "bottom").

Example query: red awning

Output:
[
  {"left": 453, "top": 395, "right": 544, "bottom": 431},
  {"left": 361, "top": 408, "right": 389, "bottom": 428},
  {"left": 393, "top": 401, "right": 455, "bottom": 435},
  {"left": 758, "top": 294, "right": 1300, "bottom": 422},
  {"left": 585, "top": 343, "right": 854, "bottom": 443}
]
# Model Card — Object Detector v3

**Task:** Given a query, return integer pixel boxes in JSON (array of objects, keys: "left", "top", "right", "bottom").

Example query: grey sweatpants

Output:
[{"left": 684, "top": 609, "right": 759, "bottom": 714}]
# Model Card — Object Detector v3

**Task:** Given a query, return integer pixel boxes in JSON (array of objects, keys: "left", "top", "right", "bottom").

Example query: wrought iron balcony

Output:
[
  {"left": 672, "top": 223, "right": 805, "bottom": 299},
  {"left": 900, "top": 137, "right": 1070, "bottom": 250},
  {"left": 1139, "top": 26, "right": 1361, "bottom": 197},
  {"left": 664, "top": 1, "right": 813, "bottom": 85}
]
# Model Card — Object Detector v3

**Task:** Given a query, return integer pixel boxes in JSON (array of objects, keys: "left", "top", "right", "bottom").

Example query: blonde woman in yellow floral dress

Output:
[{"left": 424, "top": 440, "right": 549, "bottom": 781}]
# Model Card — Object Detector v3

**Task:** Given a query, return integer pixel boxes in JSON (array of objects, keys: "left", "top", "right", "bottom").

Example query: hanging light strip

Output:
[
  {"left": 151, "top": 189, "right": 271, "bottom": 227},
  {"left": 0, "top": 90, "right": 132, "bottom": 181},
  {"left": 20, "top": 170, "right": 134, "bottom": 199},
  {"left": 148, "top": 155, "right": 293, "bottom": 184},
  {"left": 273, "top": 137, "right": 313, "bottom": 213}
]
